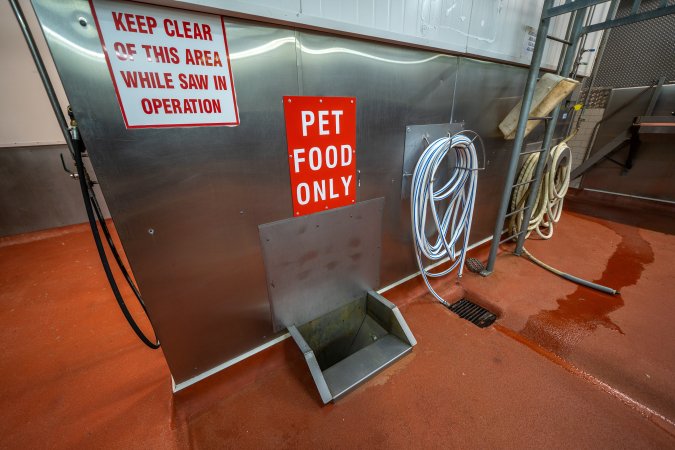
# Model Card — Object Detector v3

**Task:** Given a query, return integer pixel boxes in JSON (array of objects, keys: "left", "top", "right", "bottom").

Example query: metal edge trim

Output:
[
  {"left": 172, "top": 332, "right": 291, "bottom": 393},
  {"left": 329, "top": 345, "right": 413, "bottom": 401},
  {"left": 288, "top": 325, "right": 333, "bottom": 404},
  {"left": 583, "top": 188, "right": 675, "bottom": 205},
  {"left": 377, "top": 234, "right": 494, "bottom": 294}
]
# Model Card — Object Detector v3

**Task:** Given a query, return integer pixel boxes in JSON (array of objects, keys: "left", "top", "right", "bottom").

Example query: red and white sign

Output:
[
  {"left": 283, "top": 96, "right": 357, "bottom": 216},
  {"left": 89, "top": 0, "right": 239, "bottom": 128}
]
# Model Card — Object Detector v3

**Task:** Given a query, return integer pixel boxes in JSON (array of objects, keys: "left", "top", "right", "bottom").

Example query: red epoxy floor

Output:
[{"left": 1, "top": 199, "right": 674, "bottom": 448}]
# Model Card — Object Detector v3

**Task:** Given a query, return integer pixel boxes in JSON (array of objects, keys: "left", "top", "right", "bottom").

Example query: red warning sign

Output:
[{"left": 283, "top": 96, "right": 357, "bottom": 216}]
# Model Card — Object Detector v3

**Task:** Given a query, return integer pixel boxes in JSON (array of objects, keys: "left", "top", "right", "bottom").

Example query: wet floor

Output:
[
  {"left": 520, "top": 220, "right": 654, "bottom": 354},
  {"left": 1, "top": 196, "right": 674, "bottom": 447}
]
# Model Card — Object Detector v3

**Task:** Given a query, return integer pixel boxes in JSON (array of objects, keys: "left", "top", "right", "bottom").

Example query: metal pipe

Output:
[
  {"left": 573, "top": 0, "right": 620, "bottom": 142},
  {"left": 9, "top": 0, "right": 74, "bottom": 157},
  {"left": 513, "top": 7, "right": 588, "bottom": 256},
  {"left": 583, "top": 5, "right": 675, "bottom": 33},
  {"left": 544, "top": 0, "right": 607, "bottom": 18},
  {"left": 10, "top": 0, "right": 160, "bottom": 349},
  {"left": 547, "top": 34, "right": 571, "bottom": 45},
  {"left": 483, "top": 0, "right": 555, "bottom": 275},
  {"left": 570, "top": 4, "right": 595, "bottom": 79},
  {"left": 556, "top": 10, "right": 577, "bottom": 74}
]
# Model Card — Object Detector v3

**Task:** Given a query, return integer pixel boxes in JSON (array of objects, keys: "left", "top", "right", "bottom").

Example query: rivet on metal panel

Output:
[
  {"left": 147, "top": 228, "right": 155, "bottom": 235},
  {"left": 78, "top": 17, "right": 87, "bottom": 27}
]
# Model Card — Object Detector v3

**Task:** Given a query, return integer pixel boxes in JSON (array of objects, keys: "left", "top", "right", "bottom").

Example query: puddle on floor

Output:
[{"left": 520, "top": 223, "right": 654, "bottom": 354}]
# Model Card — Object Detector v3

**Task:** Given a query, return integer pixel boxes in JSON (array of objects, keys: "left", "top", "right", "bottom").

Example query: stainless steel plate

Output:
[
  {"left": 400, "top": 123, "right": 464, "bottom": 199},
  {"left": 259, "top": 198, "right": 384, "bottom": 332}
]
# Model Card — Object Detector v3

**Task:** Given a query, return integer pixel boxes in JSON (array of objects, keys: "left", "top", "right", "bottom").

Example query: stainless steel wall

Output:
[
  {"left": 31, "top": 0, "right": 560, "bottom": 385},
  {"left": 581, "top": 85, "right": 675, "bottom": 201}
]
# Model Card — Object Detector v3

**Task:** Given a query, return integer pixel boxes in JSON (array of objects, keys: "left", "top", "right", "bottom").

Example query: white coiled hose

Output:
[
  {"left": 509, "top": 141, "right": 571, "bottom": 239},
  {"left": 411, "top": 133, "right": 479, "bottom": 306}
]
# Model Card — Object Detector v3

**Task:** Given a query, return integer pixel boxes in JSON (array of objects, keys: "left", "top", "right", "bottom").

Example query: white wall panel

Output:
[
  {"left": 1, "top": 0, "right": 68, "bottom": 147},
  {"left": 152, "top": 0, "right": 607, "bottom": 72},
  {"left": 466, "top": 0, "right": 544, "bottom": 65}
]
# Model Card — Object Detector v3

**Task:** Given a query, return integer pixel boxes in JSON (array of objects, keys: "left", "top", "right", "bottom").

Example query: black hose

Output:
[
  {"left": 10, "top": 0, "right": 159, "bottom": 349},
  {"left": 89, "top": 192, "right": 148, "bottom": 313},
  {"left": 72, "top": 132, "right": 160, "bottom": 349}
]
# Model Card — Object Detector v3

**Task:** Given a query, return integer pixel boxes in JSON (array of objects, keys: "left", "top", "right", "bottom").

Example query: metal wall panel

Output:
[
  {"left": 31, "top": 0, "right": 301, "bottom": 383},
  {"left": 297, "top": 30, "right": 459, "bottom": 284},
  {"left": 31, "top": 0, "right": 548, "bottom": 385},
  {"left": 0, "top": 145, "right": 109, "bottom": 236},
  {"left": 259, "top": 198, "right": 384, "bottom": 332},
  {"left": 580, "top": 85, "right": 675, "bottom": 201}
]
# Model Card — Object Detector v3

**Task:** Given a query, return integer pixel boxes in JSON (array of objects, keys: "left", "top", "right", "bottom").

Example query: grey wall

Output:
[
  {"left": 580, "top": 85, "right": 675, "bottom": 201},
  {"left": 0, "top": 0, "right": 109, "bottom": 237},
  {"left": 575, "top": 0, "right": 675, "bottom": 201},
  {"left": 0, "top": 145, "right": 100, "bottom": 236}
]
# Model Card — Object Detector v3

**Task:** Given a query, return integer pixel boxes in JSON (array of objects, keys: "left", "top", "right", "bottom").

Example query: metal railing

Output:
[{"left": 482, "top": 0, "right": 675, "bottom": 276}]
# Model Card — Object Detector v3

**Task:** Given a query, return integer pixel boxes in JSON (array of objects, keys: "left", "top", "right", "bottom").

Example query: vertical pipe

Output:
[
  {"left": 579, "top": 0, "right": 620, "bottom": 110},
  {"left": 513, "top": 7, "right": 588, "bottom": 255},
  {"left": 8, "top": 0, "right": 74, "bottom": 156},
  {"left": 556, "top": 9, "right": 577, "bottom": 74},
  {"left": 569, "top": 0, "right": 620, "bottom": 138},
  {"left": 483, "top": 0, "right": 554, "bottom": 275}
]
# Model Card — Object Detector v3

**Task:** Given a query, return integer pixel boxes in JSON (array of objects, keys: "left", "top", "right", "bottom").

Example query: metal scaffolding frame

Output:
[{"left": 482, "top": 0, "right": 675, "bottom": 276}]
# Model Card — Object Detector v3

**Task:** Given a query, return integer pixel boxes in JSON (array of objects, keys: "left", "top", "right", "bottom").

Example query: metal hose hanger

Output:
[
  {"left": 10, "top": 0, "right": 159, "bottom": 349},
  {"left": 411, "top": 132, "right": 480, "bottom": 306}
]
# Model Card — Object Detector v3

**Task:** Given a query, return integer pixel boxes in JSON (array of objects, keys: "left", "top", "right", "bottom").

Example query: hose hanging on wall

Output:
[
  {"left": 411, "top": 132, "right": 479, "bottom": 306},
  {"left": 508, "top": 141, "right": 571, "bottom": 239}
]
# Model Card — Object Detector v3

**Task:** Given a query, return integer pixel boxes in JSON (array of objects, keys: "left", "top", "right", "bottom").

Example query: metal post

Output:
[
  {"left": 572, "top": 0, "right": 620, "bottom": 139},
  {"left": 513, "top": 7, "right": 588, "bottom": 255},
  {"left": 8, "top": 0, "right": 75, "bottom": 158},
  {"left": 482, "top": 0, "right": 554, "bottom": 275}
]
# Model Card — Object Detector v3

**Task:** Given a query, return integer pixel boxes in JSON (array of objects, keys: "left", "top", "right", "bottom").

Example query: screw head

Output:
[{"left": 78, "top": 17, "right": 88, "bottom": 27}]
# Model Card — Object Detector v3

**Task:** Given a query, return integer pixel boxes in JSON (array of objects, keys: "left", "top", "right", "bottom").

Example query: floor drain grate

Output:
[
  {"left": 448, "top": 299, "right": 496, "bottom": 328},
  {"left": 465, "top": 258, "right": 486, "bottom": 274}
]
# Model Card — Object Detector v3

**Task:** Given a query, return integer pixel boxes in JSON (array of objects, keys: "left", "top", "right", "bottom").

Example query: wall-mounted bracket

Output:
[{"left": 401, "top": 122, "right": 464, "bottom": 199}]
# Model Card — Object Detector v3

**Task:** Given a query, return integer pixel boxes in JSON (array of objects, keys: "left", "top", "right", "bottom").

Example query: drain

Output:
[
  {"left": 465, "top": 258, "right": 486, "bottom": 274},
  {"left": 448, "top": 299, "right": 496, "bottom": 328}
]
